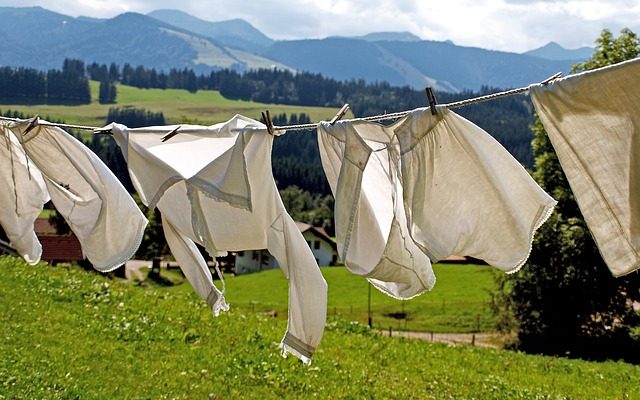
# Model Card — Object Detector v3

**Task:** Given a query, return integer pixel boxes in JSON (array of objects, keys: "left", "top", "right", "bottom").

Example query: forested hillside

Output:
[{"left": 0, "top": 59, "right": 536, "bottom": 217}]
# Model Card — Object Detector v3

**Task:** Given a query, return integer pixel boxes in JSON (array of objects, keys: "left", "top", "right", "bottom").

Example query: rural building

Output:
[
  {"left": 34, "top": 218, "right": 84, "bottom": 264},
  {"left": 234, "top": 222, "right": 338, "bottom": 275},
  {"left": 0, "top": 218, "right": 84, "bottom": 264}
]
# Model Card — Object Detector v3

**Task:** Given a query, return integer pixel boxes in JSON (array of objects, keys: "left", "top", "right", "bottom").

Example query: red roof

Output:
[{"left": 34, "top": 218, "right": 60, "bottom": 236}]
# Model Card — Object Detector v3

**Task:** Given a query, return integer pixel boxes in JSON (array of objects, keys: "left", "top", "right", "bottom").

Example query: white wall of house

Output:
[
  {"left": 234, "top": 250, "right": 276, "bottom": 275},
  {"left": 302, "top": 230, "right": 337, "bottom": 266},
  {"left": 234, "top": 229, "right": 337, "bottom": 274}
]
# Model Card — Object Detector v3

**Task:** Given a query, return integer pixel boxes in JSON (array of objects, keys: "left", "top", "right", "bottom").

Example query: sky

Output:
[{"left": 1, "top": 0, "right": 639, "bottom": 53}]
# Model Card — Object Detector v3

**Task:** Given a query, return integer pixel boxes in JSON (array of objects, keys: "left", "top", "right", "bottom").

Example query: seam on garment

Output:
[
  {"left": 148, "top": 176, "right": 183, "bottom": 210},
  {"left": 340, "top": 167, "right": 364, "bottom": 262},
  {"left": 188, "top": 177, "right": 252, "bottom": 211},
  {"left": 366, "top": 255, "right": 435, "bottom": 301},
  {"left": 505, "top": 200, "right": 556, "bottom": 274},
  {"left": 3, "top": 129, "right": 21, "bottom": 215},
  {"left": 281, "top": 331, "right": 315, "bottom": 360}
]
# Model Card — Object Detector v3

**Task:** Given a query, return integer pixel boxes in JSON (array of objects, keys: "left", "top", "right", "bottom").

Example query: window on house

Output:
[
  {"left": 314, "top": 241, "right": 320, "bottom": 250},
  {"left": 237, "top": 251, "right": 244, "bottom": 257}
]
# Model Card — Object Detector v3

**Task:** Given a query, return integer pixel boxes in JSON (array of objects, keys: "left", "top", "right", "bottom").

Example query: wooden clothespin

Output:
[
  {"left": 23, "top": 115, "right": 40, "bottom": 135},
  {"left": 161, "top": 126, "right": 181, "bottom": 142},
  {"left": 541, "top": 72, "right": 563, "bottom": 85},
  {"left": 426, "top": 87, "right": 438, "bottom": 115},
  {"left": 93, "top": 127, "right": 113, "bottom": 135},
  {"left": 261, "top": 110, "right": 274, "bottom": 135},
  {"left": 329, "top": 104, "right": 350, "bottom": 125}
]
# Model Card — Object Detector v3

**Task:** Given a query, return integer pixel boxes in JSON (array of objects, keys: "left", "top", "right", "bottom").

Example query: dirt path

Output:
[{"left": 379, "top": 329, "right": 513, "bottom": 349}]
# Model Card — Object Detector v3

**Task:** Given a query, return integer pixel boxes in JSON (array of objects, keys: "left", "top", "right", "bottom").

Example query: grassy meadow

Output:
[
  {"left": 1, "top": 256, "right": 639, "bottom": 399},
  {"left": 0, "top": 81, "right": 348, "bottom": 128},
  {"left": 219, "top": 264, "right": 497, "bottom": 333}
]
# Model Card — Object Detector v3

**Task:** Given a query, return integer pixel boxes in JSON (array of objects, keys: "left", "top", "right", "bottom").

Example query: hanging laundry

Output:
[
  {"left": 319, "top": 107, "right": 556, "bottom": 291},
  {"left": 398, "top": 107, "right": 556, "bottom": 272},
  {"left": 530, "top": 57, "right": 640, "bottom": 277},
  {"left": 7, "top": 121, "right": 147, "bottom": 272},
  {"left": 109, "top": 115, "right": 327, "bottom": 364},
  {"left": 0, "top": 125, "right": 49, "bottom": 264},
  {"left": 318, "top": 119, "right": 436, "bottom": 299}
]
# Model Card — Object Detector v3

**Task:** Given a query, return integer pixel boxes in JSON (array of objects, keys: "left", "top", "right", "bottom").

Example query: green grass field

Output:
[
  {"left": 216, "top": 264, "right": 497, "bottom": 333},
  {"left": 1, "top": 256, "right": 638, "bottom": 399},
  {"left": 0, "top": 81, "right": 347, "bottom": 128}
]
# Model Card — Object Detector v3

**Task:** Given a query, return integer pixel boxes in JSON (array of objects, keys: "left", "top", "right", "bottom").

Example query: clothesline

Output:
[{"left": 0, "top": 72, "right": 562, "bottom": 134}]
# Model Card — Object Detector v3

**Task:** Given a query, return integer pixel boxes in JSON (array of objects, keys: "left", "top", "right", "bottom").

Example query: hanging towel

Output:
[
  {"left": 109, "top": 115, "right": 327, "bottom": 364},
  {"left": 0, "top": 126, "right": 49, "bottom": 264},
  {"left": 397, "top": 107, "right": 556, "bottom": 272},
  {"left": 529, "top": 57, "right": 640, "bottom": 277},
  {"left": 318, "top": 120, "right": 435, "bottom": 299},
  {"left": 8, "top": 121, "right": 147, "bottom": 272}
]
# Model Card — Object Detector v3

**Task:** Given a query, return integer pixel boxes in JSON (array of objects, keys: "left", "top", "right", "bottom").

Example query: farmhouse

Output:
[
  {"left": 0, "top": 217, "right": 84, "bottom": 264},
  {"left": 234, "top": 222, "right": 338, "bottom": 274},
  {"left": 33, "top": 218, "right": 84, "bottom": 264}
]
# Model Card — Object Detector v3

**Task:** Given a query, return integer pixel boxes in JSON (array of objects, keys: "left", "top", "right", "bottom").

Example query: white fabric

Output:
[
  {"left": 0, "top": 126, "right": 49, "bottom": 264},
  {"left": 9, "top": 121, "right": 147, "bottom": 272},
  {"left": 529, "top": 57, "right": 640, "bottom": 277},
  {"left": 319, "top": 107, "right": 556, "bottom": 290},
  {"left": 110, "top": 115, "right": 327, "bottom": 363},
  {"left": 318, "top": 120, "right": 436, "bottom": 300},
  {"left": 398, "top": 107, "right": 556, "bottom": 272}
]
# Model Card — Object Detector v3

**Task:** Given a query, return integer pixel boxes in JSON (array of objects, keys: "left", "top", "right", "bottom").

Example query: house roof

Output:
[
  {"left": 34, "top": 218, "right": 59, "bottom": 236},
  {"left": 295, "top": 221, "right": 337, "bottom": 250}
]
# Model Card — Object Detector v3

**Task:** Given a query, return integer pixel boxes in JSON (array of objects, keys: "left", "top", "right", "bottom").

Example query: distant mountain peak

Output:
[
  {"left": 356, "top": 31, "right": 422, "bottom": 42},
  {"left": 524, "top": 41, "right": 593, "bottom": 61},
  {"left": 147, "top": 9, "right": 273, "bottom": 53}
]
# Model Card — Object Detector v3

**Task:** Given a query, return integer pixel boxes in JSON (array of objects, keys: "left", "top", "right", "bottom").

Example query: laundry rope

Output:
[{"left": 0, "top": 72, "right": 562, "bottom": 134}]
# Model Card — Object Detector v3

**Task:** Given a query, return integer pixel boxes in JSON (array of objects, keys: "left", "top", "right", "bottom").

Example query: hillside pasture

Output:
[
  {"left": 0, "top": 81, "right": 346, "bottom": 128},
  {"left": 0, "top": 256, "right": 638, "bottom": 399}
]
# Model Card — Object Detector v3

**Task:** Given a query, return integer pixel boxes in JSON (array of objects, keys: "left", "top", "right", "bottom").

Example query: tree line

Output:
[
  {"left": 0, "top": 59, "right": 90, "bottom": 103},
  {"left": 1, "top": 57, "right": 536, "bottom": 165}
]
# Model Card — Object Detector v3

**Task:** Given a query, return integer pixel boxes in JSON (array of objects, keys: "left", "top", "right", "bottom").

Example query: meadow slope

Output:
[{"left": 0, "top": 256, "right": 638, "bottom": 399}]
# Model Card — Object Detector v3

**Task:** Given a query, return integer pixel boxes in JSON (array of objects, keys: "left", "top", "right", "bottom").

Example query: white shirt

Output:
[
  {"left": 530, "top": 57, "right": 640, "bottom": 277},
  {"left": 319, "top": 107, "right": 555, "bottom": 295},
  {"left": 12, "top": 121, "right": 147, "bottom": 272},
  {"left": 110, "top": 115, "right": 327, "bottom": 364}
]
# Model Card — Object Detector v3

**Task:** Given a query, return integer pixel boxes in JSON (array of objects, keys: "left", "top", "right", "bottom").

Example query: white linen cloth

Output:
[
  {"left": 398, "top": 107, "right": 556, "bottom": 272},
  {"left": 319, "top": 107, "right": 555, "bottom": 292},
  {"left": 0, "top": 125, "right": 49, "bottom": 264},
  {"left": 318, "top": 120, "right": 436, "bottom": 299},
  {"left": 9, "top": 121, "right": 147, "bottom": 272},
  {"left": 110, "top": 115, "right": 327, "bottom": 364},
  {"left": 529, "top": 57, "right": 640, "bottom": 277}
]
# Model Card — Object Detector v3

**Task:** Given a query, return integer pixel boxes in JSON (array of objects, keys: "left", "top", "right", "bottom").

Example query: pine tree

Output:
[{"left": 98, "top": 79, "right": 116, "bottom": 104}]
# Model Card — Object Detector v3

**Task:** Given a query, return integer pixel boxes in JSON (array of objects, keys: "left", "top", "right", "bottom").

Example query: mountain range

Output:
[{"left": 0, "top": 6, "right": 592, "bottom": 92}]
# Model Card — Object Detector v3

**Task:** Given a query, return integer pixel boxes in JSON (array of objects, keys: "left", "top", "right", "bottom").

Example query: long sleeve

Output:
[
  {"left": 162, "top": 217, "right": 229, "bottom": 316},
  {"left": 17, "top": 123, "right": 147, "bottom": 271},
  {"left": 0, "top": 127, "right": 49, "bottom": 264},
  {"left": 267, "top": 211, "right": 327, "bottom": 364}
]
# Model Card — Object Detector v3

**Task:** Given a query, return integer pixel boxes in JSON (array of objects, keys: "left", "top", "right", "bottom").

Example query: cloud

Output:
[{"left": 0, "top": 0, "right": 639, "bottom": 52}]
